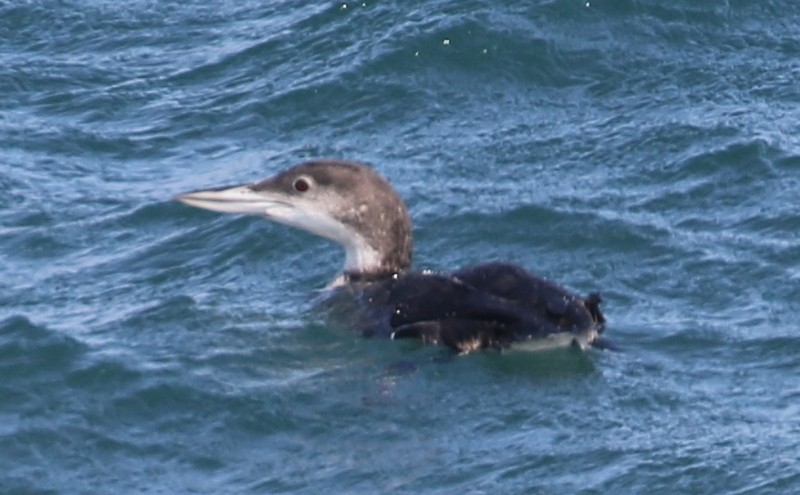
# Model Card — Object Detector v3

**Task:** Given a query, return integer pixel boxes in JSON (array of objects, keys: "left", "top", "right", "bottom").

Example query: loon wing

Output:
[
  {"left": 453, "top": 261, "right": 605, "bottom": 331},
  {"left": 366, "top": 262, "right": 605, "bottom": 353}
]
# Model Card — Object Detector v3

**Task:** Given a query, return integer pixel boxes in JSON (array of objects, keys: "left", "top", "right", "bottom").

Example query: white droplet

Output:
[
  {"left": 414, "top": 51, "right": 419, "bottom": 56},
  {"left": 341, "top": 3, "right": 347, "bottom": 9},
  {"left": 443, "top": 39, "right": 450, "bottom": 45},
  {"left": 585, "top": 1, "right": 590, "bottom": 7}
]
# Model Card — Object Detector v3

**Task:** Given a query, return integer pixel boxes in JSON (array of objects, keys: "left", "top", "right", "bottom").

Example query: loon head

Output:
[{"left": 175, "top": 160, "right": 413, "bottom": 281}]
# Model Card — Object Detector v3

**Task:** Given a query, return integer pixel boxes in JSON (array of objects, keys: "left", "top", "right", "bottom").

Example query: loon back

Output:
[{"left": 360, "top": 262, "right": 605, "bottom": 353}]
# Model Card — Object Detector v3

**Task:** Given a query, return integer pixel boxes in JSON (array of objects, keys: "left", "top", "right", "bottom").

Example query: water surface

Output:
[{"left": 2, "top": 1, "right": 799, "bottom": 493}]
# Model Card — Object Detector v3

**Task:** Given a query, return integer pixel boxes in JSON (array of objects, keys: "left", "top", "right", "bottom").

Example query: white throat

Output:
[
  {"left": 342, "top": 234, "right": 382, "bottom": 274},
  {"left": 257, "top": 201, "right": 383, "bottom": 276}
]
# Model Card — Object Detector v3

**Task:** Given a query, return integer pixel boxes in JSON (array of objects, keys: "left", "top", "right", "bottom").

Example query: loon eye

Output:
[{"left": 293, "top": 178, "right": 310, "bottom": 192}]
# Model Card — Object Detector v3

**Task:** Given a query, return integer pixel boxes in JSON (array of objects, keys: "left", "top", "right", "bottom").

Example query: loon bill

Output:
[{"left": 175, "top": 159, "right": 608, "bottom": 354}]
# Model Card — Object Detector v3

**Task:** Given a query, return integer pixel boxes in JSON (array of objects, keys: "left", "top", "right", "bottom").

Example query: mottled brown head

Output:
[{"left": 176, "top": 160, "right": 413, "bottom": 280}]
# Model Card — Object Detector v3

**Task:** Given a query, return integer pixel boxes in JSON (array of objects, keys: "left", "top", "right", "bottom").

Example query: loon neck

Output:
[
  {"left": 342, "top": 269, "right": 402, "bottom": 284},
  {"left": 338, "top": 234, "right": 408, "bottom": 284}
]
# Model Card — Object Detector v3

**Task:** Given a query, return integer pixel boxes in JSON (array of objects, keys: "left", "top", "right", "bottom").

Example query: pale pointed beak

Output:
[{"left": 174, "top": 184, "right": 291, "bottom": 215}]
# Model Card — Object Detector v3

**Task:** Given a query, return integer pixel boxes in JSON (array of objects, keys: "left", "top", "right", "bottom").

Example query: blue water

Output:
[{"left": 2, "top": 0, "right": 799, "bottom": 493}]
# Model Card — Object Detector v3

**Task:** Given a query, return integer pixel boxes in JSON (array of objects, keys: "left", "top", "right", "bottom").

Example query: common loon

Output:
[{"left": 176, "top": 159, "right": 607, "bottom": 353}]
